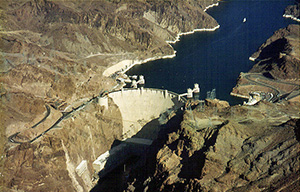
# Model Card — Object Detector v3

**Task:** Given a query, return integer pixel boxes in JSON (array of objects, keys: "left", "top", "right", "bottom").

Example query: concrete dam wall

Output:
[
  {"left": 108, "top": 88, "right": 185, "bottom": 138},
  {"left": 92, "top": 88, "right": 184, "bottom": 177}
]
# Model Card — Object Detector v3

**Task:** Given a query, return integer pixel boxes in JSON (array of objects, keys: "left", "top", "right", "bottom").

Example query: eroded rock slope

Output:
[
  {"left": 126, "top": 99, "right": 300, "bottom": 192},
  {"left": 231, "top": 24, "right": 300, "bottom": 101}
]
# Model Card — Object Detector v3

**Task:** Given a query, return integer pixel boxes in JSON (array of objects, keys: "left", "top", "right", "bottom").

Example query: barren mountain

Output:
[
  {"left": 122, "top": 19, "right": 300, "bottom": 192},
  {"left": 249, "top": 24, "right": 300, "bottom": 80},
  {"left": 1, "top": 1, "right": 299, "bottom": 191}
]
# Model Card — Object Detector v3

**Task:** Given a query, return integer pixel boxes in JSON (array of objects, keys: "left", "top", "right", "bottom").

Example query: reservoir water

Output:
[{"left": 127, "top": 0, "right": 297, "bottom": 105}]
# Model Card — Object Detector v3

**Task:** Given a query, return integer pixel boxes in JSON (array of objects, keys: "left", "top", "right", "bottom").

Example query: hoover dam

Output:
[
  {"left": 1, "top": 0, "right": 299, "bottom": 191},
  {"left": 104, "top": 88, "right": 186, "bottom": 139},
  {"left": 92, "top": 87, "right": 186, "bottom": 178}
]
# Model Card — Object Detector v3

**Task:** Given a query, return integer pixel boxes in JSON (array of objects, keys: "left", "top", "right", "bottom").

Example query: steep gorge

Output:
[{"left": 123, "top": 13, "right": 300, "bottom": 192}]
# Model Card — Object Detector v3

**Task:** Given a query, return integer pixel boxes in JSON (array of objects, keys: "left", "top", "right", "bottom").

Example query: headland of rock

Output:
[
  {"left": 283, "top": 2, "right": 300, "bottom": 22},
  {"left": 124, "top": 99, "right": 300, "bottom": 191},
  {"left": 232, "top": 24, "right": 300, "bottom": 102}
]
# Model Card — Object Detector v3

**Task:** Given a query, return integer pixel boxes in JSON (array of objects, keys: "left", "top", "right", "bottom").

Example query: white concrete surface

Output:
[
  {"left": 103, "top": 60, "right": 134, "bottom": 77},
  {"left": 75, "top": 160, "right": 88, "bottom": 177},
  {"left": 92, "top": 143, "right": 128, "bottom": 173},
  {"left": 108, "top": 88, "right": 183, "bottom": 138},
  {"left": 92, "top": 138, "right": 153, "bottom": 175}
]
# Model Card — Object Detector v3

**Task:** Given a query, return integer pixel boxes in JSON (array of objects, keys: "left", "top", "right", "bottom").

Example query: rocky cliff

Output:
[
  {"left": 231, "top": 24, "right": 300, "bottom": 100},
  {"left": 284, "top": 2, "right": 300, "bottom": 21},
  {"left": 1, "top": 98, "right": 123, "bottom": 191},
  {"left": 0, "top": 0, "right": 219, "bottom": 191},
  {"left": 249, "top": 24, "right": 300, "bottom": 80},
  {"left": 125, "top": 99, "right": 300, "bottom": 192}
]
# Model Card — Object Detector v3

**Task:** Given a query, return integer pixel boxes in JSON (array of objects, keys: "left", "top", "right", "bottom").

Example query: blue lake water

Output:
[{"left": 127, "top": 0, "right": 297, "bottom": 105}]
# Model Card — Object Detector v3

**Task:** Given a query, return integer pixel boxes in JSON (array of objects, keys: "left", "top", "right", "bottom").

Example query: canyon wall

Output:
[
  {"left": 125, "top": 99, "right": 300, "bottom": 191},
  {"left": 231, "top": 24, "right": 300, "bottom": 101}
]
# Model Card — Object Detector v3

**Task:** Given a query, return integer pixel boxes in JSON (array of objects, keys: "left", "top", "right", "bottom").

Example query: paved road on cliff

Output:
[
  {"left": 243, "top": 73, "right": 300, "bottom": 101},
  {"left": 31, "top": 105, "right": 51, "bottom": 128},
  {"left": 8, "top": 93, "right": 102, "bottom": 144},
  {"left": 8, "top": 87, "right": 186, "bottom": 144}
]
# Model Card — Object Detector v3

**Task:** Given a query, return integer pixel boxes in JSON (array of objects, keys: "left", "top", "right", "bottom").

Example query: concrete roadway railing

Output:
[
  {"left": 108, "top": 88, "right": 187, "bottom": 102},
  {"left": 8, "top": 93, "right": 101, "bottom": 144},
  {"left": 8, "top": 87, "right": 185, "bottom": 144}
]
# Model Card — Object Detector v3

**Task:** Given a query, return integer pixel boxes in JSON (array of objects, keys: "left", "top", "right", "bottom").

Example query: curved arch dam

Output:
[
  {"left": 108, "top": 88, "right": 185, "bottom": 139},
  {"left": 92, "top": 88, "right": 185, "bottom": 178}
]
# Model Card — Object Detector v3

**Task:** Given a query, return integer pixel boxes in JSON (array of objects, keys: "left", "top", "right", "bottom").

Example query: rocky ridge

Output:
[
  {"left": 125, "top": 99, "right": 300, "bottom": 191},
  {"left": 249, "top": 24, "right": 300, "bottom": 80},
  {"left": 1, "top": 1, "right": 299, "bottom": 191},
  {"left": 123, "top": 17, "right": 300, "bottom": 192},
  {"left": 231, "top": 24, "right": 300, "bottom": 101},
  {"left": 283, "top": 2, "right": 300, "bottom": 22}
]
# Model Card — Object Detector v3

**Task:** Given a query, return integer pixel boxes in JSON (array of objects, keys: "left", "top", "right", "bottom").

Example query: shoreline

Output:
[
  {"left": 203, "top": 2, "right": 219, "bottom": 12},
  {"left": 85, "top": 52, "right": 129, "bottom": 59},
  {"left": 166, "top": 25, "right": 220, "bottom": 44},
  {"left": 103, "top": 2, "right": 221, "bottom": 77},
  {"left": 249, "top": 56, "right": 256, "bottom": 62},
  {"left": 103, "top": 51, "right": 177, "bottom": 77},
  {"left": 283, "top": 14, "right": 300, "bottom": 22}
]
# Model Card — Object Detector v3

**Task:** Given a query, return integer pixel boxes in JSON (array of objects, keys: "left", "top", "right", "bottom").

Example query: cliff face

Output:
[
  {"left": 1, "top": 0, "right": 218, "bottom": 59},
  {"left": 0, "top": 0, "right": 219, "bottom": 191},
  {"left": 2, "top": 99, "right": 123, "bottom": 191},
  {"left": 1, "top": 0, "right": 219, "bottom": 123},
  {"left": 231, "top": 24, "right": 300, "bottom": 100},
  {"left": 249, "top": 24, "right": 300, "bottom": 80},
  {"left": 126, "top": 99, "right": 300, "bottom": 192},
  {"left": 284, "top": 2, "right": 300, "bottom": 21}
]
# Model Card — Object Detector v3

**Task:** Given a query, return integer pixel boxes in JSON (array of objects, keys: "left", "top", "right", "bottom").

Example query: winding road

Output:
[
  {"left": 242, "top": 73, "right": 300, "bottom": 102},
  {"left": 31, "top": 105, "right": 51, "bottom": 128},
  {"left": 8, "top": 92, "right": 104, "bottom": 144},
  {"left": 8, "top": 86, "right": 187, "bottom": 144}
]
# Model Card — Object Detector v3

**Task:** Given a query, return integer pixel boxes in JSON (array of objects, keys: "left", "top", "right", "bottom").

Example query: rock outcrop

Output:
[
  {"left": 284, "top": 2, "right": 300, "bottom": 22},
  {"left": 2, "top": 98, "right": 123, "bottom": 191},
  {"left": 249, "top": 24, "right": 300, "bottom": 80},
  {"left": 124, "top": 23, "right": 300, "bottom": 191},
  {"left": 231, "top": 25, "right": 300, "bottom": 101},
  {"left": 125, "top": 99, "right": 300, "bottom": 191}
]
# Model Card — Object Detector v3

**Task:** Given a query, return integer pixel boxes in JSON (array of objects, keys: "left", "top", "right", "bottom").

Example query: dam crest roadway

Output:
[
  {"left": 103, "top": 87, "right": 186, "bottom": 139},
  {"left": 92, "top": 86, "right": 201, "bottom": 178},
  {"left": 8, "top": 87, "right": 186, "bottom": 144},
  {"left": 7, "top": 82, "right": 194, "bottom": 182}
]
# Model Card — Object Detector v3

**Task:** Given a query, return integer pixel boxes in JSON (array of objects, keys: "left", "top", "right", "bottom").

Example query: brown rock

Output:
[{"left": 129, "top": 101, "right": 300, "bottom": 192}]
